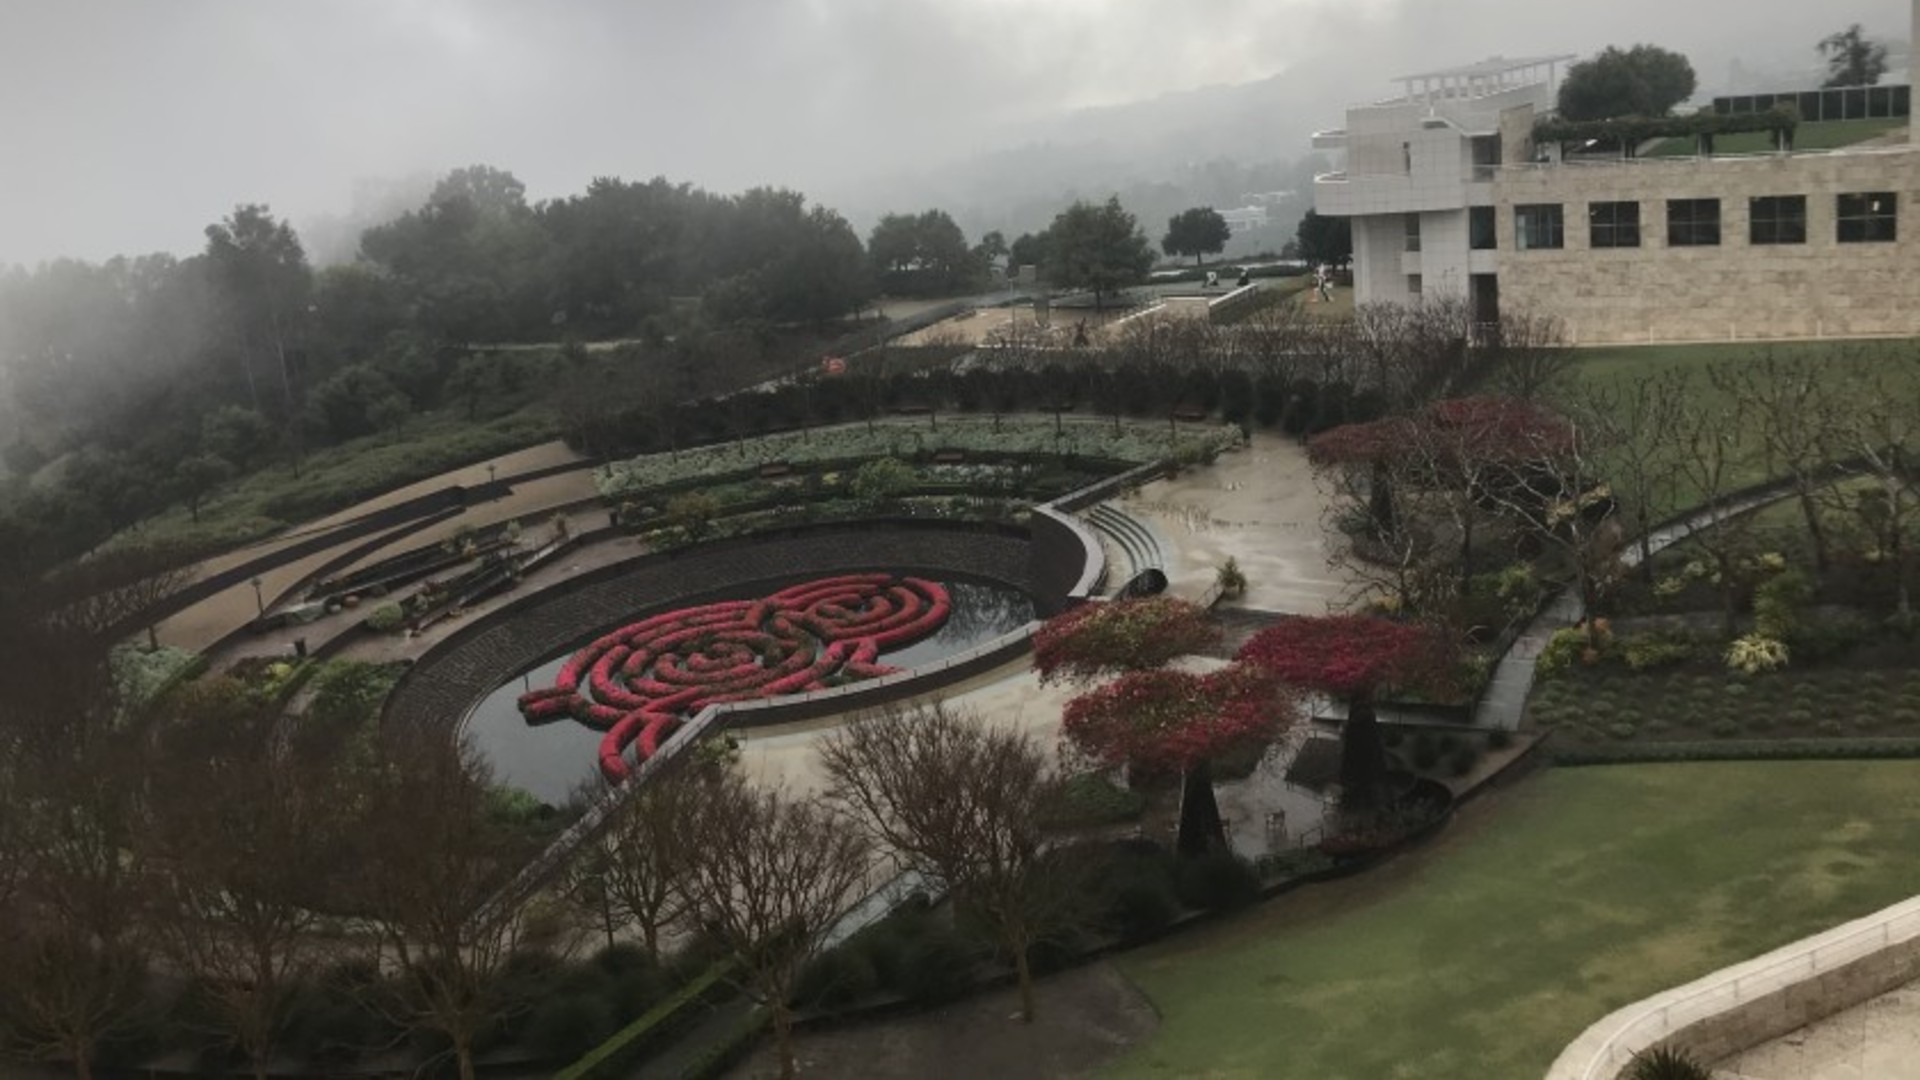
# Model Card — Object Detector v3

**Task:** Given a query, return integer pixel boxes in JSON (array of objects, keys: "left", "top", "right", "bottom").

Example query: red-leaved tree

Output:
[
  {"left": 1235, "top": 615, "right": 1457, "bottom": 810},
  {"left": 1032, "top": 596, "right": 1220, "bottom": 685},
  {"left": 1062, "top": 664, "right": 1298, "bottom": 855}
]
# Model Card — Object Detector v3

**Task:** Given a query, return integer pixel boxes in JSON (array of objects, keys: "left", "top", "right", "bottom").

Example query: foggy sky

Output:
[{"left": 0, "top": 0, "right": 1905, "bottom": 266}]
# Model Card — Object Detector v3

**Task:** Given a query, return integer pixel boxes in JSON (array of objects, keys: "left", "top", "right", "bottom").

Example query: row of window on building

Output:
[{"left": 1491, "top": 194, "right": 1898, "bottom": 252}]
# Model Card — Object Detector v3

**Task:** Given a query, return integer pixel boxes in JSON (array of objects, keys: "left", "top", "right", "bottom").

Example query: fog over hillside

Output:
[{"left": 0, "top": 0, "right": 1906, "bottom": 267}]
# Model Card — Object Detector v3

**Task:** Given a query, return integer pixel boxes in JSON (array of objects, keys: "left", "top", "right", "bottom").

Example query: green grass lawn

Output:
[
  {"left": 1108, "top": 762, "right": 1920, "bottom": 1079},
  {"left": 1644, "top": 116, "right": 1905, "bottom": 157}
]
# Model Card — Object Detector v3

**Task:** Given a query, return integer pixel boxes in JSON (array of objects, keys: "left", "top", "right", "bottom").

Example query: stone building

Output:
[{"left": 1311, "top": 2, "right": 1920, "bottom": 344}]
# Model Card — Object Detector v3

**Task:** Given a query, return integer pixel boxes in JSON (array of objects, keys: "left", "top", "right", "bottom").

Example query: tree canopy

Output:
[
  {"left": 867, "top": 209, "right": 980, "bottom": 297},
  {"left": 1236, "top": 614, "right": 1456, "bottom": 701},
  {"left": 1161, "top": 207, "right": 1232, "bottom": 266},
  {"left": 1294, "top": 210, "right": 1352, "bottom": 269},
  {"left": 1032, "top": 597, "right": 1220, "bottom": 684},
  {"left": 1818, "top": 24, "right": 1888, "bottom": 88},
  {"left": 1038, "top": 197, "right": 1155, "bottom": 310},
  {"left": 1061, "top": 664, "right": 1294, "bottom": 776},
  {"left": 1556, "top": 44, "right": 1697, "bottom": 121}
]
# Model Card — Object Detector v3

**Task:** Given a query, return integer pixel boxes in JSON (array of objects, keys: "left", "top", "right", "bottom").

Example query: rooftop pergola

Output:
[{"left": 1393, "top": 54, "right": 1576, "bottom": 104}]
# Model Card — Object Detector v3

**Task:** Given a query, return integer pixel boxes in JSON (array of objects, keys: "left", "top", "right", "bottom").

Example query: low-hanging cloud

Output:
[{"left": 0, "top": 0, "right": 1903, "bottom": 265}]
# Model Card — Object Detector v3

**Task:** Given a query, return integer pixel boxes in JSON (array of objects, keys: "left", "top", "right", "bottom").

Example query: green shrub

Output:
[
  {"left": 1044, "top": 768, "right": 1144, "bottom": 826},
  {"left": 1448, "top": 746, "right": 1479, "bottom": 776},
  {"left": 1487, "top": 728, "right": 1513, "bottom": 750},
  {"left": 1621, "top": 629, "right": 1698, "bottom": 671},
  {"left": 1609, "top": 722, "right": 1639, "bottom": 741},
  {"left": 1255, "top": 847, "right": 1336, "bottom": 880},
  {"left": 527, "top": 994, "right": 616, "bottom": 1060},
  {"left": 897, "top": 928, "right": 979, "bottom": 1005},
  {"left": 793, "top": 946, "right": 879, "bottom": 1010},
  {"left": 1709, "top": 719, "right": 1741, "bottom": 738},
  {"left": 366, "top": 602, "right": 405, "bottom": 632},
  {"left": 1753, "top": 568, "right": 1813, "bottom": 640},
  {"left": 1411, "top": 733, "right": 1440, "bottom": 770},
  {"left": 1625, "top": 1045, "right": 1712, "bottom": 1080},
  {"left": 1102, "top": 852, "right": 1181, "bottom": 940},
  {"left": 1174, "top": 850, "right": 1261, "bottom": 913},
  {"left": 1818, "top": 718, "right": 1846, "bottom": 735}
]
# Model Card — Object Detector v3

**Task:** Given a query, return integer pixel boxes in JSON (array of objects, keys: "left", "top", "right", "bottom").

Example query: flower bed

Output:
[
  {"left": 518, "top": 574, "right": 953, "bottom": 781},
  {"left": 595, "top": 418, "right": 1239, "bottom": 500}
]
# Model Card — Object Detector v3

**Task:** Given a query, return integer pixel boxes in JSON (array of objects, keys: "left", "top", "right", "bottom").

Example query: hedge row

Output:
[
  {"left": 1553, "top": 736, "right": 1920, "bottom": 767},
  {"left": 553, "top": 958, "right": 737, "bottom": 1080}
]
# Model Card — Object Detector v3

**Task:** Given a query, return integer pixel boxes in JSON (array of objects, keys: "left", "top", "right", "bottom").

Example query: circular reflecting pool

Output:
[{"left": 462, "top": 577, "right": 1035, "bottom": 802}]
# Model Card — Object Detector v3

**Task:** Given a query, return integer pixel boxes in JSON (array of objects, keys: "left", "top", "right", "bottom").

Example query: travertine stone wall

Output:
[
  {"left": 1639, "top": 937, "right": 1920, "bottom": 1073},
  {"left": 1493, "top": 149, "right": 1920, "bottom": 344}
]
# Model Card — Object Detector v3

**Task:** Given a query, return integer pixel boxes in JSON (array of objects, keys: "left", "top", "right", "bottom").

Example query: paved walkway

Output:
[
  {"left": 1721, "top": 980, "right": 1920, "bottom": 1079},
  {"left": 163, "top": 444, "right": 593, "bottom": 656},
  {"left": 1116, "top": 433, "right": 1354, "bottom": 614}
]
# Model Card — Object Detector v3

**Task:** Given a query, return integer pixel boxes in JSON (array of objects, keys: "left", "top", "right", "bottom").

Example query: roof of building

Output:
[{"left": 1394, "top": 54, "right": 1577, "bottom": 82}]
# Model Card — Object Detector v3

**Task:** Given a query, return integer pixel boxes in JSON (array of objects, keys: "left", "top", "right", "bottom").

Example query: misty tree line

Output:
[{"left": 0, "top": 160, "right": 1220, "bottom": 575}]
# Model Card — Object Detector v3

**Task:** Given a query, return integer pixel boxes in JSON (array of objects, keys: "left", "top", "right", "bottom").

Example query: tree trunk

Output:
[
  {"left": 1012, "top": 937, "right": 1036, "bottom": 1023},
  {"left": 773, "top": 1001, "right": 798, "bottom": 1080},
  {"left": 1368, "top": 461, "right": 1396, "bottom": 538},
  {"left": 1458, "top": 511, "right": 1474, "bottom": 590},
  {"left": 456, "top": 1040, "right": 476, "bottom": 1080},
  {"left": 1339, "top": 695, "right": 1388, "bottom": 812},
  {"left": 1798, "top": 489, "right": 1829, "bottom": 575},
  {"left": 1176, "top": 760, "right": 1226, "bottom": 857}
]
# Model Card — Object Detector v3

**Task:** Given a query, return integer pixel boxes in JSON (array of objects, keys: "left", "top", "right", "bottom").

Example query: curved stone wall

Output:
[{"left": 385, "top": 522, "right": 1041, "bottom": 735}]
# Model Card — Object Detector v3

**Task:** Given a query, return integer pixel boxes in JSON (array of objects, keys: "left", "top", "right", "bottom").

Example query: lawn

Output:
[
  {"left": 1567, "top": 338, "right": 1920, "bottom": 517},
  {"left": 1643, "top": 116, "right": 1905, "bottom": 157},
  {"left": 1107, "top": 761, "right": 1920, "bottom": 1079}
]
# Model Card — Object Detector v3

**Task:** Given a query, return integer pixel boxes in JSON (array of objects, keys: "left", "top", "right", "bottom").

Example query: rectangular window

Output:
[
  {"left": 1404, "top": 213, "right": 1422, "bottom": 253},
  {"left": 1750, "top": 195, "right": 1806, "bottom": 245},
  {"left": 1407, "top": 274, "right": 1423, "bottom": 297},
  {"left": 1837, "top": 192, "right": 1898, "bottom": 243},
  {"left": 1469, "top": 206, "right": 1496, "bottom": 250},
  {"left": 1515, "top": 204, "right": 1564, "bottom": 250},
  {"left": 1588, "top": 201, "right": 1641, "bottom": 249},
  {"left": 1667, "top": 198, "right": 1721, "bottom": 246}
]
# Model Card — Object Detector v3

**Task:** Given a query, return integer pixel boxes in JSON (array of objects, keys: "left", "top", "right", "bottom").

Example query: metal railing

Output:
[{"left": 1574, "top": 900, "right": 1920, "bottom": 1079}]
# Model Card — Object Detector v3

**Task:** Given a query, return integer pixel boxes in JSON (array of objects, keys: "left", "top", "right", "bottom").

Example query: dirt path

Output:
[{"left": 720, "top": 963, "right": 1158, "bottom": 1080}]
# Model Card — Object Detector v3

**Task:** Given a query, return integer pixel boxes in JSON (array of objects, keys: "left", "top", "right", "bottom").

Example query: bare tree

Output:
[
  {"left": 564, "top": 767, "right": 696, "bottom": 957},
  {"left": 1476, "top": 410, "right": 1628, "bottom": 643},
  {"left": 144, "top": 678, "right": 349, "bottom": 1080},
  {"left": 674, "top": 774, "right": 871, "bottom": 1080},
  {"left": 1670, "top": 394, "right": 1763, "bottom": 637},
  {"left": 1567, "top": 371, "right": 1686, "bottom": 583},
  {"left": 1830, "top": 359, "right": 1920, "bottom": 618},
  {"left": 0, "top": 745, "right": 154, "bottom": 1080},
  {"left": 357, "top": 729, "right": 542, "bottom": 1080},
  {"left": 0, "top": 578, "right": 157, "bottom": 1080},
  {"left": 1481, "top": 308, "right": 1573, "bottom": 402},
  {"left": 1713, "top": 354, "right": 1847, "bottom": 574},
  {"left": 819, "top": 703, "right": 1082, "bottom": 1023}
]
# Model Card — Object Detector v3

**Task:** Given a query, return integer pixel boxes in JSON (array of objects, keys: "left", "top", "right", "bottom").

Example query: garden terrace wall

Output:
[
  {"left": 1548, "top": 896, "right": 1920, "bottom": 1080},
  {"left": 119, "top": 458, "right": 592, "bottom": 641},
  {"left": 383, "top": 522, "right": 1043, "bottom": 737}
]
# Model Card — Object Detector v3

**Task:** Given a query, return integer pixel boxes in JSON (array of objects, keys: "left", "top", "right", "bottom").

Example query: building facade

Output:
[{"left": 1312, "top": 2, "right": 1920, "bottom": 344}]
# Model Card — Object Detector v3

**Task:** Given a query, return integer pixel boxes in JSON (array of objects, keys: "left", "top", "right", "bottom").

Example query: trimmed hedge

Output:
[
  {"left": 1533, "top": 105, "right": 1798, "bottom": 149},
  {"left": 1554, "top": 737, "right": 1920, "bottom": 767},
  {"left": 552, "top": 958, "right": 736, "bottom": 1080}
]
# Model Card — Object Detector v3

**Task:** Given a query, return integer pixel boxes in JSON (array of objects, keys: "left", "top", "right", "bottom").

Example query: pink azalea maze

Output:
[{"left": 517, "top": 574, "right": 952, "bottom": 781}]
